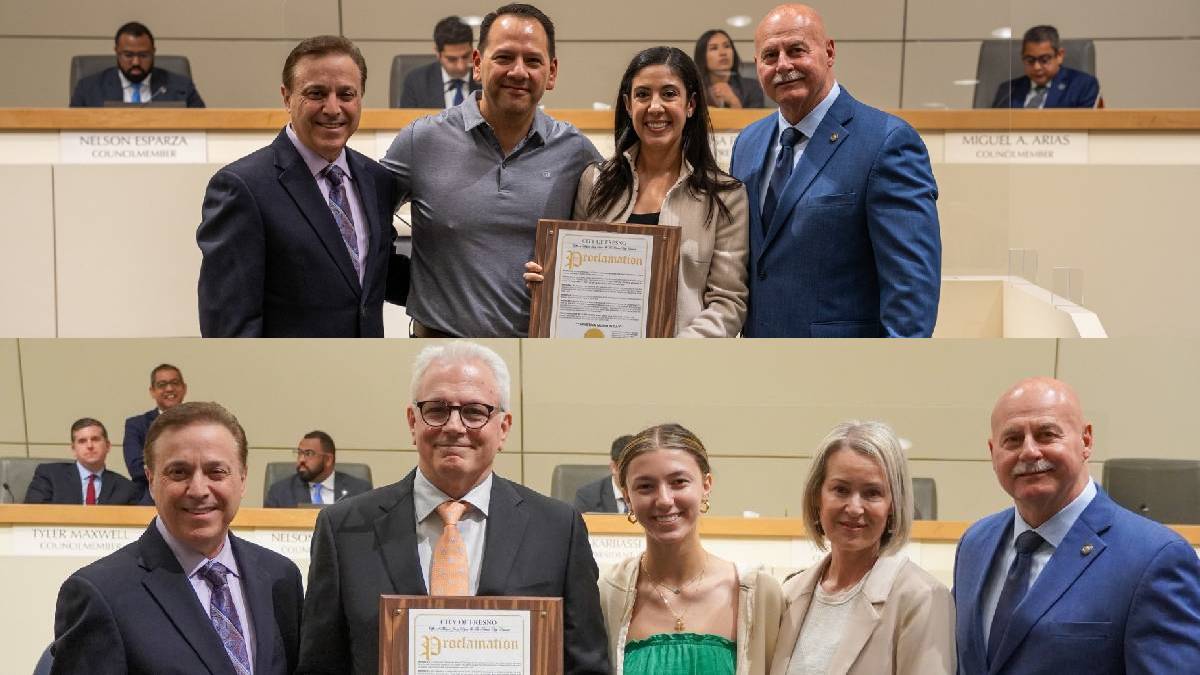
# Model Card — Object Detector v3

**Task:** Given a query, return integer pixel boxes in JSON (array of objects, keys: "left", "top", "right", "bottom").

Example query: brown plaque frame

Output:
[
  {"left": 379, "top": 595, "right": 563, "bottom": 675},
  {"left": 528, "top": 219, "right": 681, "bottom": 338}
]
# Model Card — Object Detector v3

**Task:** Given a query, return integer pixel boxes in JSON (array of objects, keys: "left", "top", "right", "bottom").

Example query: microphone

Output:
[{"left": 2, "top": 482, "right": 16, "bottom": 503}]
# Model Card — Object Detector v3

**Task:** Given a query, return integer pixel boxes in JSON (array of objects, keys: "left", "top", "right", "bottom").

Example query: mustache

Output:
[
  {"left": 772, "top": 70, "right": 803, "bottom": 86},
  {"left": 1012, "top": 459, "right": 1055, "bottom": 477}
]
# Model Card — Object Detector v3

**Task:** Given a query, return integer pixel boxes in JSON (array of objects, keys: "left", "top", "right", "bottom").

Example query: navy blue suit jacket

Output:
[
  {"left": 23, "top": 463, "right": 139, "bottom": 505},
  {"left": 573, "top": 475, "right": 619, "bottom": 514},
  {"left": 729, "top": 88, "right": 941, "bottom": 337},
  {"left": 263, "top": 470, "right": 372, "bottom": 507},
  {"left": 123, "top": 408, "right": 157, "bottom": 502},
  {"left": 953, "top": 488, "right": 1200, "bottom": 674},
  {"left": 69, "top": 66, "right": 205, "bottom": 108},
  {"left": 399, "top": 61, "right": 480, "bottom": 108},
  {"left": 297, "top": 470, "right": 609, "bottom": 675},
  {"left": 52, "top": 523, "right": 303, "bottom": 674},
  {"left": 991, "top": 66, "right": 1100, "bottom": 109},
  {"left": 197, "top": 129, "right": 402, "bottom": 337}
]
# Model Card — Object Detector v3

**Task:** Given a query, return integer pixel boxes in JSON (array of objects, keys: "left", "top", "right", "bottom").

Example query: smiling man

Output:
[
  {"left": 70, "top": 21, "right": 205, "bottom": 107},
  {"left": 729, "top": 4, "right": 941, "bottom": 337},
  {"left": 992, "top": 25, "right": 1100, "bottom": 109},
  {"left": 51, "top": 402, "right": 303, "bottom": 674},
  {"left": 953, "top": 377, "right": 1200, "bottom": 673},
  {"left": 299, "top": 341, "right": 608, "bottom": 674},
  {"left": 197, "top": 35, "right": 404, "bottom": 337},
  {"left": 382, "top": 3, "right": 602, "bottom": 338}
]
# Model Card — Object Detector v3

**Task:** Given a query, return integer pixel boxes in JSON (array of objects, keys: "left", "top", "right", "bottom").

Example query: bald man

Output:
[
  {"left": 729, "top": 4, "right": 940, "bottom": 337},
  {"left": 953, "top": 377, "right": 1200, "bottom": 674}
]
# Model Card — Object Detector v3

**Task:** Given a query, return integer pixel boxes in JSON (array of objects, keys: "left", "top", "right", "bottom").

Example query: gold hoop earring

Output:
[
  {"left": 700, "top": 497, "right": 710, "bottom": 514},
  {"left": 626, "top": 512, "right": 637, "bottom": 524}
]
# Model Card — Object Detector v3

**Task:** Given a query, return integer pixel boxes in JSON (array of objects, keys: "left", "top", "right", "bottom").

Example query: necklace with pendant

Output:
[{"left": 640, "top": 552, "right": 708, "bottom": 631}]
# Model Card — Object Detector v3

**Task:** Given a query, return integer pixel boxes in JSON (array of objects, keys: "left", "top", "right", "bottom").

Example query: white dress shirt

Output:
[
  {"left": 309, "top": 472, "right": 336, "bottom": 504},
  {"left": 609, "top": 477, "right": 626, "bottom": 514},
  {"left": 759, "top": 82, "right": 842, "bottom": 211},
  {"left": 117, "top": 70, "right": 152, "bottom": 103},
  {"left": 441, "top": 67, "right": 466, "bottom": 109},
  {"left": 413, "top": 469, "right": 491, "bottom": 595},
  {"left": 155, "top": 517, "right": 256, "bottom": 671}
]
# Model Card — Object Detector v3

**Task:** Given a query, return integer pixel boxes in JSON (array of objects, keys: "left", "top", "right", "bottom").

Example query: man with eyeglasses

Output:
[
  {"left": 299, "top": 341, "right": 609, "bottom": 675},
  {"left": 992, "top": 25, "right": 1100, "bottom": 109},
  {"left": 123, "top": 363, "right": 188, "bottom": 503},
  {"left": 264, "top": 430, "right": 372, "bottom": 507},
  {"left": 70, "top": 21, "right": 205, "bottom": 107}
]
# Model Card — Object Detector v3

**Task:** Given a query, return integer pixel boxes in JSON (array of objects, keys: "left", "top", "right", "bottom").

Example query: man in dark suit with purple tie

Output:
[{"left": 24, "top": 418, "right": 139, "bottom": 505}]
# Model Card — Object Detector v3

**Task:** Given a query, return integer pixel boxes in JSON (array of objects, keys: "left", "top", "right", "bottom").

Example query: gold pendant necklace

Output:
[{"left": 640, "top": 552, "right": 708, "bottom": 631}]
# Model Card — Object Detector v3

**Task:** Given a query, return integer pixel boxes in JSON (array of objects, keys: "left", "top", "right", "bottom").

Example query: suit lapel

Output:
[
  {"left": 770, "top": 560, "right": 822, "bottom": 674},
  {"left": 477, "top": 476, "right": 529, "bottom": 595},
  {"left": 741, "top": 118, "right": 774, "bottom": 261},
  {"left": 103, "top": 69, "right": 124, "bottom": 103},
  {"left": 273, "top": 130, "right": 362, "bottom": 295},
  {"left": 600, "top": 482, "right": 617, "bottom": 513},
  {"left": 989, "top": 495, "right": 1111, "bottom": 673},
  {"left": 98, "top": 470, "right": 116, "bottom": 504},
  {"left": 347, "top": 149, "right": 384, "bottom": 296},
  {"left": 761, "top": 91, "right": 853, "bottom": 253},
  {"left": 291, "top": 475, "right": 310, "bottom": 506},
  {"left": 960, "top": 513, "right": 1010, "bottom": 672},
  {"left": 373, "top": 472, "right": 426, "bottom": 595},
  {"left": 232, "top": 535, "right": 279, "bottom": 674},
  {"left": 827, "top": 554, "right": 907, "bottom": 674},
  {"left": 1044, "top": 70, "right": 1068, "bottom": 108},
  {"left": 67, "top": 466, "right": 84, "bottom": 504},
  {"left": 138, "top": 524, "right": 233, "bottom": 674}
]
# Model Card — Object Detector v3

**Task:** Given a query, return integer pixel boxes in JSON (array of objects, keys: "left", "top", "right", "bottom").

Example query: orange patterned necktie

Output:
[{"left": 430, "top": 500, "right": 470, "bottom": 595}]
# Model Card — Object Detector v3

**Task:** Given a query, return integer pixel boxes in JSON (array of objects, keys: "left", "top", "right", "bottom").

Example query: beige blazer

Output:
[
  {"left": 600, "top": 555, "right": 782, "bottom": 675},
  {"left": 574, "top": 146, "right": 749, "bottom": 337},
  {"left": 768, "top": 553, "right": 955, "bottom": 675}
]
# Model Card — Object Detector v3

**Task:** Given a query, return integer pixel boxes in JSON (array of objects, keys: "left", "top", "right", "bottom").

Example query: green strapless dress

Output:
[{"left": 623, "top": 632, "right": 736, "bottom": 675}]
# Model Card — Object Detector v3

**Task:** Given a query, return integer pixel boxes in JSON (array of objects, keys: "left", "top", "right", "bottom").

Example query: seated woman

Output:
[
  {"left": 601, "top": 424, "right": 781, "bottom": 674},
  {"left": 693, "top": 29, "right": 765, "bottom": 109},
  {"left": 769, "top": 421, "right": 955, "bottom": 675},
  {"left": 524, "top": 47, "right": 749, "bottom": 337}
]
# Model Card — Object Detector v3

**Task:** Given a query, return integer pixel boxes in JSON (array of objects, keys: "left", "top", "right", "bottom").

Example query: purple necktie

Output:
[
  {"left": 321, "top": 164, "right": 362, "bottom": 278},
  {"left": 198, "top": 561, "right": 252, "bottom": 675}
]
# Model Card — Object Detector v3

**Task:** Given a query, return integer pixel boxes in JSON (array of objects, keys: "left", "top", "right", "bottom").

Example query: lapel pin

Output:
[
  {"left": 1081, "top": 543, "right": 1094, "bottom": 556},
  {"left": 830, "top": 132, "right": 839, "bottom": 142}
]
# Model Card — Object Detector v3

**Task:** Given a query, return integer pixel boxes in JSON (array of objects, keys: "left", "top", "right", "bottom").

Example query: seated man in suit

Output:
[
  {"left": 953, "top": 377, "right": 1200, "bottom": 673},
  {"left": 299, "top": 341, "right": 608, "bottom": 674},
  {"left": 729, "top": 4, "right": 940, "bottom": 337},
  {"left": 198, "top": 35, "right": 404, "bottom": 337},
  {"left": 992, "top": 25, "right": 1100, "bottom": 109},
  {"left": 399, "top": 15, "right": 481, "bottom": 108},
  {"left": 70, "top": 21, "right": 205, "bottom": 107},
  {"left": 51, "top": 402, "right": 303, "bottom": 674},
  {"left": 573, "top": 434, "right": 633, "bottom": 513},
  {"left": 264, "top": 430, "right": 372, "bottom": 507},
  {"left": 124, "top": 362, "right": 187, "bottom": 503},
  {"left": 25, "top": 418, "right": 139, "bottom": 505}
]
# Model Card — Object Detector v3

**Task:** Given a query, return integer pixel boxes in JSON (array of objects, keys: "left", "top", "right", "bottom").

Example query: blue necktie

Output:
[
  {"left": 320, "top": 164, "right": 362, "bottom": 279},
  {"left": 450, "top": 79, "right": 465, "bottom": 106},
  {"left": 761, "top": 127, "right": 803, "bottom": 234},
  {"left": 130, "top": 83, "right": 142, "bottom": 104},
  {"left": 311, "top": 483, "right": 323, "bottom": 504},
  {"left": 198, "top": 561, "right": 251, "bottom": 675},
  {"left": 987, "top": 530, "right": 1045, "bottom": 666}
]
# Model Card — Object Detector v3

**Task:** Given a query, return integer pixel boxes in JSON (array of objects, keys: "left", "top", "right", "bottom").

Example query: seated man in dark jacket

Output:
[
  {"left": 264, "top": 430, "right": 372, "bottom": 507},
  {"left": 70, "top": 21, "right": 205, "bottom": 107},
  {"left": 992, "top": 25, "right": 1099, "bottom": 109},
  {"left": 573, "top": 434, "right": 634, "bottom": 513},
  {"left": 25, "top": 418, "right": 139, "bottom": 505}
]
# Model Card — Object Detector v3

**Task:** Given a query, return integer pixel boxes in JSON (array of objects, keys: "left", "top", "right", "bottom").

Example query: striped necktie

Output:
[{"left": 320, "top": 164, "right": 362, "bottom": 279}]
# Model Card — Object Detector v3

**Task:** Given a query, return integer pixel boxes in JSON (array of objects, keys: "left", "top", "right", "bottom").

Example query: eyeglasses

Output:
[
  {"left": 1021, "top": 54, "right": 1056, "bottom": 66},
  {"left": 415, "top": 401, "right": 498, "bottom": 429},
  {"left": 118, "top": 51, "right": 153, "bottom": 61},
  {"left": 152, "top": 378, "right": 183, "bottom": 389},
  {"left": 293, "top": 448, "right": 331, "bottom": 459}
]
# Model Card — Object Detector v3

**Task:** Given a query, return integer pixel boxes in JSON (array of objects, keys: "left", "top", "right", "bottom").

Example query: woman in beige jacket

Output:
[
  {"left": 600, "top": 424, "right": 781, "bottom": 675},
  {"left": 769, "top": 421, "right": 955, "bottom": 675},
  {"left": 524, "top": 46, "right": 749, "bottom": 337}
]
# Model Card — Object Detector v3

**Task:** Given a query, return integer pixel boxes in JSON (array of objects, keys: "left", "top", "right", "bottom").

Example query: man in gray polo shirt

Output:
[{"left": 382, "top": 3, "right": 601, "bottom": 337}]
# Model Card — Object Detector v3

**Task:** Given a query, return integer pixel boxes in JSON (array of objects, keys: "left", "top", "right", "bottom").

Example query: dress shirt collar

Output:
[
  {"left": 75, "top": 461, "right": 100, "bottom": 483},
  {"left": 285, "top": 123, "right": 352, "bottom": 181},
  {"left": 414, "top": 468, "right": 493, "bottom": 523},
  {"left": 610, "top": 477, "right": 626, "bottom": 513},
  {"left": 459, "top": 90, "right": 549, "bottom": 145},
  {"left": 117, "top": 70, "right": 148, "bottom": 94},
  {"left": 311, "top": 471, "right": 335, "bottom": 492},
  {"left": 1010, "top": 479, "right": 1097, "bottom": 549},
  {"left": 775, "top": 81, "right": 841, "bottom": 142},
  {"left": 154, "top": 515, "right": 240, "bottom": 579}
]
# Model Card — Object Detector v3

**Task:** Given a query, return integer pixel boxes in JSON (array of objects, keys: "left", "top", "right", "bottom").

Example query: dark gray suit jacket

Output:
[
  {"left": 52, "top": 523, "right": 303, "bottom": 674},
  {"left": 24, "top": 463, "right": 140, "bottom": 505},
  {"left": 573, "top": 475, "right": 619, "bottom": 513},
  {"left": 70, "top": 66, "right": 205, "bottom": 107},
  {"left": 399, "top": 61, "right": 480, "bottom": 108},
  {"left": 297, "top": 470, "right": 609, "bottom": 675},
  {"left": 263, "top": 470, "right": 372, "bottom": 507}
]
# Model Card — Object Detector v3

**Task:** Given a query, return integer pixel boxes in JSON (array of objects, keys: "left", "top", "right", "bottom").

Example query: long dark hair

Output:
[
  {"left": 586, "top": 46, "right": 741, "bottom": 226},
  {"left": 693, "top": 29, "right": 744, "bottom": 101}
]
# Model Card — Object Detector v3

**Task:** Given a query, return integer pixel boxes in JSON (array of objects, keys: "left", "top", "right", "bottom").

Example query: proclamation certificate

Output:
[
  {"left": 407, "top": 609, "right": 531, "bottom": 675},
  {"left": 550, "top": 231, "right": 654, "bottom": 338}
]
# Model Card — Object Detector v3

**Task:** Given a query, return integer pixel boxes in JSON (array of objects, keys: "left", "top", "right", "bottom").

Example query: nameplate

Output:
[
  {"left": 11, "top": 525, "right": 143, "bottom": 556},
  {"left": 244, "top": 528, "right": 313, "bottom": 559},
  {"left": 713, "top": 132, "right": 738, "bottom": 171},
  {"left": 945, "top": 131, "right": 1088, "bottom": 164},
  {"left": 587, "top": 534, "right": 644, "bottom": 567},
  {"left": 59, "top": 131, "right": 208, "bottom": 164}
]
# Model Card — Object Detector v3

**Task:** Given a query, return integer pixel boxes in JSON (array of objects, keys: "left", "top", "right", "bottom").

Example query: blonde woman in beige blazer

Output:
[
  {"left": 770, "top": 421, "right": 955, "bottom": 675},
  {"left": 524, "top": 46, "right": 748, "bottom": 337}
]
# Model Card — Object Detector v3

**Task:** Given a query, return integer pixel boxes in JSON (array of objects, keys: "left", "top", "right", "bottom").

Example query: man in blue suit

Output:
[
  {"left": 197, "top": 35, "right": 404, "bottom": 337},
  {"left": 992, "top": 25, "right": 1100, "bottom": 109},
  {"left": 124, "top": 363, "right": 187, "bottom": 503},
  {"left": 70, "top": 22, "right": 205, "bottom": 108},
  {"left": 729, "top": 4, "right": 941, "bottom": 337},
  {"left": 954, "top": 376, "right": 1200, "bottom": 674}
]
